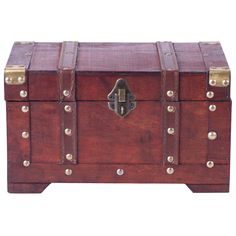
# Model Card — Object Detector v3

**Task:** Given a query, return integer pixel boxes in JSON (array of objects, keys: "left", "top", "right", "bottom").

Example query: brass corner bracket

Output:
[
  {"left": 4, "top": 65, "right": 26, "bottom": 85},
  {"left": 209, "top": 66, "right": 230, "bottom": 87}
]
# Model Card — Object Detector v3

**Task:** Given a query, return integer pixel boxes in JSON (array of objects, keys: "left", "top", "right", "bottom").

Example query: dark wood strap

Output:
[
  {"left": 162, "top": 102, "right": 180, "bottom": 165},
  {"left": 58, "top": 41, "right": 78, "bottom": 101},
  {"left": 58, "top": 42, "right": 78, "bottom": 164},
  {"left": 60, "top": 102, "right": 77, "bottom": 164},
  {"left": 156, "top": 42, "right": 179, "bottom": 101},
  {"left": 157, "top": 42, "right": 180, "bottom": 165}
]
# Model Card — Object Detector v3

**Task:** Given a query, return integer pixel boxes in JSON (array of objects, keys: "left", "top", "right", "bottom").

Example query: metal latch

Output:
[
  {"left": 209, "top": 66, "right": 230, "bottom": 87},
  {"left": 4, "top": 65, "right": 26, "bottom": 85},
  {"left": 107, "top": 78, "right": 136, "bottom": 118}
]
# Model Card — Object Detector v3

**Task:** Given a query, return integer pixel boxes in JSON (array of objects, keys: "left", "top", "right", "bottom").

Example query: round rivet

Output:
[
  {"left": 167, "top": 156, "right": 174, "bottom": 163},
  {"left": 167, "top": 106, "right": 175, "bottom": 113},
  {"left": 206, "top": 91, "right": 214, "bottom": 99},
  {"left": 5, "top": 77, "right": 12, "bottom": 84},
  {"left": 116, "top": 169, "right": 124, "bottom": 176},
  {"left": 209, "top": 104, "right": 216, "bottom": 112},
  {"left": 64, "top": 128, "right": 72, "bottom": 136},
  {"left": 222, "top": 80, "right": 229, "bottom": 87},
  {"left": 18, "top": 76, "right": 25, "bottom": 83},
  {"left": 65, "top": 169, "right": 73, "bottom": 176},
  {"left": 167, "top": 90, "right": 174, "bottom": 97},
  {"left": 64, "top": 105, "right": 72, "bottom": 112},
  {"left": 166, "top": 167, "right": 174, "bottom": 175},
  {"left": 209, "top": 79, "right": 216, "bottom": 86},
  {"left": 21, "top": 105, "right": 29, "bottom": 113},
  {"left": 20, "top": 90, "right": 28, "bottom": 98},
  {"left": 66, "top": 153, "right": 73, "bottom": 161},
  {"left": 63, "top": 90, "right": 70, "bottom": 97},
  {"left": 22, "top": 131, "right": 29, "bottom": 139},
  {"left": 208, "top": 131, "right": 217, "bottom": 140},
  {"left": 167, "top": 128, "right": 175, "bottom": 135},
  {"left": 23, "top": 160, "right": 30, "bottom": 167},
  {"left": 206, "top": 161, "right": 215, "bottom": 169}
]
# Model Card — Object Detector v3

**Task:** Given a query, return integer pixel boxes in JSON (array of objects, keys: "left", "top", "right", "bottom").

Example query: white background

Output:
[{"left": 0, "top": 0, "right": 235, "bottom": 235}]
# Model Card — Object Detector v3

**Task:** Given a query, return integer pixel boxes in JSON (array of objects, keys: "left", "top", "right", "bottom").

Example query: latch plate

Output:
[
  {"left": 4, "top": 65, "right": 26, "bottom": 85},
  {"left": 107, "top": 79, "right": 136, "bottom": 118},
  {"left": 209, "top": 66, "right": 230, "bottom": 87}
]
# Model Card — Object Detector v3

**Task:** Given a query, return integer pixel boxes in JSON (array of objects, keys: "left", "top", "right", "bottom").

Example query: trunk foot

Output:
[
  {"left": 8, "top": 182, "right": 50, "bottom": 193},
  {"left": 187, "top": 184, "right": 229, "bottom": 193}
]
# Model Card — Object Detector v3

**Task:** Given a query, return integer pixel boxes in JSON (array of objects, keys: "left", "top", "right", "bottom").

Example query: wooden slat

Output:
[{"left": 8, "top": 163, "right": 230, "bottom": 185}]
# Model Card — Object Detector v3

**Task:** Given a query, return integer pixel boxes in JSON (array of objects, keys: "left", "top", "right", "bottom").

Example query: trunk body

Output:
[{"left": 5, "top": 41, "right": 231, "bottom": 193}]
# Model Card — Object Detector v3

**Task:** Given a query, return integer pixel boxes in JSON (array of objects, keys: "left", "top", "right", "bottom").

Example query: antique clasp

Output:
[{"left": 107, "top": 79, "right": 136, "bottom": 118}]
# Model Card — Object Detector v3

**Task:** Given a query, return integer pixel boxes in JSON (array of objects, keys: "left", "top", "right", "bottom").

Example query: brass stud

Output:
[
  {"left": 66, "top": 153, "right": 73, "bottom": 161},
  {"left": 209, "top": 79, "right": 216, "bottom": 86},
  {"left": 166, "top": 167, "right": 174, "bottom": 175},
  {"left": 23, "top": 160, "right": 30, "bottom": 167},
  {"left": 209, "top": 104, "right": 216, "bottom": 112},
  {"left": 20, "top": 90, "right": 27, "bottom": 98},
  {"left": 208, "top": 131, "right": 217, "bottom": 140},
  {"left": 167, "top": 128, "right": 175, "bottom": 135},
  {"left": 21, "top": 105, "right": 29, "bottom": 113},
  {"left": 167, "top": 90, "right": 174, "bottom": 97},
  {"left": 167, "top": 156, "right": 174, "bottom": 163},
  {"left": 64, "top": 105, "right": 72, "bottom": 112},
  {"left": 22, "top": 131, "right": 29, "bottom": 139},
  {"left": 222, "top": 80, "right": 230, "bottom": 87},
  {"left": 64, "top": 128, "right": 72, "bottom": 136},
  {"left": 206, "top": 161, "right": 215, "bottom": 169},
  {"left": 65, "top": 169, "right": 73, "bottom": 176},
  {"left": 63, "top": 90, "right": 70, "bottom": 97},
  {"left": 5, "top": 77, "right": 12, "bottom": 84},
  {"left": 116, "top": 169, "right": 124, "bottom": 176},
  {"left": 167, "top": 105, "right": 175, "bottom": 113},
  {"left": 18, "top": 76, "right": 25, "bottom": 83},
  {"left": 206, "top": 91, "right": 214, "bottom": 99}
]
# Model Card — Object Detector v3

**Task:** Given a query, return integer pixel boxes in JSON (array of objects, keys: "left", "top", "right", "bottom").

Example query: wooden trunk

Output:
[{"left": 5, "top": 41, "right": 231, "bottom": 193}]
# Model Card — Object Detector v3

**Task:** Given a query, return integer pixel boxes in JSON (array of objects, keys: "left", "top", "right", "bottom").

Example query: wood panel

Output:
[
  {"left": 30, "top": 102, "right": 61, "bottom": 163},
  {"left": 29, "top": 71, "right": 59, "bottom": 100},
  {"left": 208, "top": 101, "right": 231, "bottom": 162},
  {"left": 77, "top": 43, "right": 160, "bottom": 72},
  {"left": 78, "top": 101, "right": 162, "bottom": 164},
  {"left": 7, "top": 102, "right": 30, "bottom": 163},
  {"left": 180, "top": 102, "right": 208, "bottom": 164},
  {"left": 180, "top": 72, "right": 207, "bottom": 101}
]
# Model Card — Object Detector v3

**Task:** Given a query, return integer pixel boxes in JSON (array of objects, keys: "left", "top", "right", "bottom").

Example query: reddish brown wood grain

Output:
[
  {"left": 7, "top": 102, "right": 30, "bottom": 163},
  {"left": 208, "top": 101, "right": 231, "bottom": 163},
  {"left": 76, "top": 72, "right": 161, "bottom": 101},
  {"left": 78, "top": 101, "right": 162, "bottom": 164},
  {"left": 29, "top": 71, "right": 60, "bottom": 100},
  {"left": 30, "top": 102, "right": 61, "bottom": 163},
  {"left": 8, "top": 163, "right": 229, "bottom": 184},
  {"left": 180, "top": 102, "right": 208, "bottom": 164}
]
